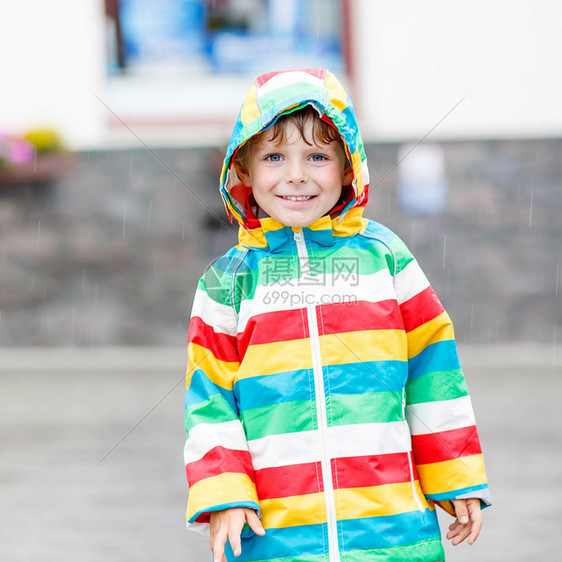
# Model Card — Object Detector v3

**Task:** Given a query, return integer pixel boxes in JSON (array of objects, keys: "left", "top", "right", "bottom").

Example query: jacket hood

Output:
[{"left": 219, "top": 69, "right": 370, "bottom": 238}]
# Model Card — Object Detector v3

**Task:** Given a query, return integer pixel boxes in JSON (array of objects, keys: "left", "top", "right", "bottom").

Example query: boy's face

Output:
[{"left": 235, "top": 119, "right": 353, "bottom": 227}]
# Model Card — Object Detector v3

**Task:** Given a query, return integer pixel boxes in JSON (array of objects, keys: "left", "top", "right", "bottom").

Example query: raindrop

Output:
[
  {"left": 128, "top": 281, "right": 132, "bottom": 300},
  {"left": 129, "top": 153, "right": 134, "bottom": 180},
  {"left": 123, "top": 202, "right": 128, "bottom": 237},
  {"left": 148, "top": 199, "right": 152, "bottom": 227},
  {"left": 556, "top": 265, "right": 560, "bottom": 298},
  {"left": 442, "top": 234, "right": 447, "bottom": 270},
  {"left": 69, "top": 306, "right": 76, "bottom": 345},
  {"left": 552, "top": 325, "right": 558, "bottom": 371},
  {"left": 36, "top": 220, "right": 41, "bottom": 243},
  {"left": 487, "top": 324, "right": 492, "bottom": 342},
  {"left": 529, "top": 192, "right": 534, "bottom": 227}
]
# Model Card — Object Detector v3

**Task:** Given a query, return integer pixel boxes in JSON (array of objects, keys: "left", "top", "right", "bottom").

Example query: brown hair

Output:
[{"left": 233, "top": 105, "right": 347, "bottom": 172}]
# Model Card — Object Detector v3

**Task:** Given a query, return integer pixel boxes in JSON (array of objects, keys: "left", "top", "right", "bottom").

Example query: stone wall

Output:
[{"left": 0, "top": 139, "right": 560, "bottom": 346}]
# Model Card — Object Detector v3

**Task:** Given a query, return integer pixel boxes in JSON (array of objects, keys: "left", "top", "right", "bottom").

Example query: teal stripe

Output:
[
  {"left": 405, "top": 368, "right": 468, "bottom": 405},
  {"left": 185, "top": 393, "right": 238, "bottom": 434},
  {"left": 242, "top": 400, "right": 316, "bottom": 440},
  {"left": 344, "top": 539, "right": 444, "bottom": 562},
  {"left": 329, "top": 392, "right": 403, "bottom": 426}
]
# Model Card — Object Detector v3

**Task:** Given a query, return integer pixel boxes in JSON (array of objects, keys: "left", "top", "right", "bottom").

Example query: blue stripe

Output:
[
  {"left": 426, "top": 483, "right": 490, "bottom": 502},
  {"left": 327, "top": 361, "right": 408, "bottom": 395},
  {"left": 339, "top": 509, "right": 440, "bottom": 551},
  {"left": 235, "top": 369, "right": 314, "bottom": 411},
  {"left": 185, "top": 369, "right": 238, "bottom": 414},
  {"left": 408, "top": 340, "right": 461, "bottom": 380},
  {"left": 189, "top": 500, "right": 260, "bottom": 526},
  {"left": 225, "top": 523, "right": 327, "bottom": 561}
]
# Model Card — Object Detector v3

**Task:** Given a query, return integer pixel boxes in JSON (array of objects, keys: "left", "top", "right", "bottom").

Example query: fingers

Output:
[
  {"left": 466, "top": 498, "right": 483, "bottom": 544},
  {"left": 211, "top": 529, "right": 227, "bottom": 562},
  {"left": 246, "top": 509, "right": 266, "bottom": 536},
  {"left": 210, "top": 508, "right": 265, "bottom": 561},
  {"left": 446, "top": 499, "right": 482, "bottom": 546}
]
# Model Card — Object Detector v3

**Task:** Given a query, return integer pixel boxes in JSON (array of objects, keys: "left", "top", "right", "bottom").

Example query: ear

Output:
[
  {"left": 233, "top": 161, "right": 251, "bottom": 187},
  {"left": 343, "top": 163, "right": 354, "bottom": 186}
]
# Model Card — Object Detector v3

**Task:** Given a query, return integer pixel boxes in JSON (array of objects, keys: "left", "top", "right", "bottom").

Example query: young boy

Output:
[{"left": 184, "top": 69, "right": 490, "bottom": 562}]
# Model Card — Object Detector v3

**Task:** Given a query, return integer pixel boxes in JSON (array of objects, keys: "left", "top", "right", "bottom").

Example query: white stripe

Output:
[
  {"left": 395, "top": 259, "right": 430, "bottom": 305},
  {"left": 237, "top": 269, "right": 396, "bottom": 332},
  {"left": 184, "top": 420, "right": 248, "bottom": 464},
  {"left": 248, "top": 429, "right": 322, "bottom": 470},
  {"left": 256, "top": 71, "right": 325, "bottom": 99},
  {"left": 191, "top": 288, "right": 236, "bottom": 337},
  {"left": 328, "top": 421, "right": 412, "bottom": 458},
  {"left": 406, "top": 395, "right": 476, "bottom": 436},
  {"left": 247, "top": 421, "right": 414, "bottom": 470}
]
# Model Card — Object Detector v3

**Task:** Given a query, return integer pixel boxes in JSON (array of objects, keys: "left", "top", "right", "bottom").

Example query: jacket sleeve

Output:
[
  {"left": 391, "top": 235, "right": 491, "bottom": 516},
  {"left": 184, "top": 258, "right": 260, "bottom": 533}
]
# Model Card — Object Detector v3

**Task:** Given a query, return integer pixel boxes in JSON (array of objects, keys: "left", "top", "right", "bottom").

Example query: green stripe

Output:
[
  {"left": 329, "top": 392, "right": 403, "bottom": 426},
  {"left": 405, "top": 368, "right": 468, "bottom": 405},
  {"left": 185, "top": 394, "right": 237, "bottom": 434},
  {"left": 344, "top": 539, "right": 444, "bottom": 562},
  {"left": 242, "top": 400, "right": 316, "bottom": 440},
  {"left": 259, "top": 83, "right": 327, "bottom": 115},
  {"left": 389, "top": 235, "right": 415, "bottom": 274},
  {"left": 200, "top": 268, "right": 233, "bottom": 307}
]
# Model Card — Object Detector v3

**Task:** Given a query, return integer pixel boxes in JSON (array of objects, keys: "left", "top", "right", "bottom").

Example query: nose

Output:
[{"left": 286, "top": 160, "right": 307, "bottom": 184}]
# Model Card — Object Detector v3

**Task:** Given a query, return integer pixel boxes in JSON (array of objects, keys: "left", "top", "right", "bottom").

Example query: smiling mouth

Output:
[{"left": 279, "top": 195, "right": 316, "bottom": 201}]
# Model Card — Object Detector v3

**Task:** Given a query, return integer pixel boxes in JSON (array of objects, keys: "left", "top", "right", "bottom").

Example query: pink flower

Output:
[{"left": 9, "top": 138, "right": 35, "bottom": 164}]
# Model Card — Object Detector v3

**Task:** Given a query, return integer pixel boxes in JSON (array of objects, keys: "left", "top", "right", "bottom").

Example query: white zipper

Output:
[
  {"left": 294, "top": 229, "right": 340, "bottom": 562},
  {"left": 403, "top": 389, "right": 425, "bottom": 513}
]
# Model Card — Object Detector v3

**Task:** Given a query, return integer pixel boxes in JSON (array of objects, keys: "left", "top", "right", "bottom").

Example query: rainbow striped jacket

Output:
[{"left": 184, "top": 69, "right": 490, "bottom": 562}]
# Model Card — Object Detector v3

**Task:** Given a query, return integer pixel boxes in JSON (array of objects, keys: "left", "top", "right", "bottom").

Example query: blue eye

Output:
[
  {"left": 266, "top": 154, "right": 282, "bottom": 162},
  {"left": 311, "top": 154, "right": 326, "bottom": 162}
]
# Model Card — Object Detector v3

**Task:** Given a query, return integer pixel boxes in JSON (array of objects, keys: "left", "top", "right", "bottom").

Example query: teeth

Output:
[{"left": 283, "top": 196, "right": 312, "bottom": 201}]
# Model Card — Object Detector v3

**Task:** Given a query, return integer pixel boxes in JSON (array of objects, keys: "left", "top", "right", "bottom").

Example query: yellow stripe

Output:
[
  {"left": 237, "top": 339, "right": 310, "bottom": 380},
  {"left": 240, "top": 83, "right": 260, "bottom": 125},
  {"left": 322, "top": 330, "right": 407, "bottom": 364},
  {"left": 333, "top": 207, "right": 364, "bottom": 237},
  {"left": 325, "top": 71, "right": 349, "bottom": 112},
  {"left": 260, "top": 493, "right": 326, "bottom": 528},
  {"left": 187, "top": 342, "right": 239, "bottom": 390},
  {"left": 416, "top": 454, "right": 487, "bottom": 496},
  {"left": 187, "top": 472, "right": 259, "bottom": 522},
  {"left": 407, "top": 312, "right": 455, "bottom": 359},
  {"left": 335, "top": 481, "right": 431, "bottom": 519},
  {"left": 238, "top": 227, "right": 268, "bottom": 248}
]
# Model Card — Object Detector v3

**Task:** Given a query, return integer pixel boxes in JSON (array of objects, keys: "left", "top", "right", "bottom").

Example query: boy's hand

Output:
[
  {"left": 210, "top": 507, "right": 265, "bottom": 562},
  {"left": 446, "top": 498, "right": 482, "bottom": 546}
]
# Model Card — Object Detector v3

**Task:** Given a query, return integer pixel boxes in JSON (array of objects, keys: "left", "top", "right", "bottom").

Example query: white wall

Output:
[
  {"left": 1, "top": 0, "right": 560, "bottom": 149},
  {"left": 0, "top": 0, "right": 107, "bottom": 149},
  {"left": 352, "top": 0, "right": 562, "bottom": 141}
]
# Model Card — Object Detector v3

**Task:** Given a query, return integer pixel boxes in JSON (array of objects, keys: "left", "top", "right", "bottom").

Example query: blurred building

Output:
[{"left": 1, "top": 0, "right": 561, "bottom": 149}]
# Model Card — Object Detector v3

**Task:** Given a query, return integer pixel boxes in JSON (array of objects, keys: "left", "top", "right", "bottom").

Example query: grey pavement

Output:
[{"left": 1, "top": 345, "right": 561, "bottom": 561}]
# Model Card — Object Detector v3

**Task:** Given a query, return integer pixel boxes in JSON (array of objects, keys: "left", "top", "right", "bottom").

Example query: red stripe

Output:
[
  {"left": 399, "top": 286, "right": 445, "bottom": 332},
  {"left": 188, "top": 316, "right": 239, "bottom": 363},
  {"left": 411, "top": 425, "right": 482, "bottom": 465},
  {"left": 256, "top": 68, "right": 326, "bottom": 87},
  {"left": 254, "top": 462, "right": 323, "bottom": 499},
  {"left": 185, "top": 446, "right": 254, "bottom": 486},
  {"left": 237, "top": 309, "right": 309, "bottom": 360},
  {"left": 318, "top": 300, "right": 404, "bottom": 335},
  {"left": 332, "top": 452, "right": 414, "bottom": 489}
]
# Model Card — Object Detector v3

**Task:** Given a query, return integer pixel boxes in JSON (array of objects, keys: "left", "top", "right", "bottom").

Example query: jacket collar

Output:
[{"left": 237, "top": 207, "right": 366, "bottom": 252}]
